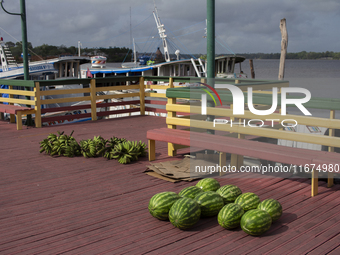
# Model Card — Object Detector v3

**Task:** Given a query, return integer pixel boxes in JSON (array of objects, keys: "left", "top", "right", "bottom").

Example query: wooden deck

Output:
[{"left": 0, "top": 116, "right": 339, "bottom": 254}]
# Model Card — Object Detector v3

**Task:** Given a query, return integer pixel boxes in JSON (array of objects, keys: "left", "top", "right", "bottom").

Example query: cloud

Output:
[{"left": 0, "top": 0, "right": 339, "bottom": 54}]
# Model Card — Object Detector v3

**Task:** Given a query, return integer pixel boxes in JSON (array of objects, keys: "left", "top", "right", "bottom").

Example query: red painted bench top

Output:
[
  {"left": 0, "top": 104, "right": 34, "bottom": 114},
  {"left": 147, "top": 128, "right": 340, "bottom": 167}
]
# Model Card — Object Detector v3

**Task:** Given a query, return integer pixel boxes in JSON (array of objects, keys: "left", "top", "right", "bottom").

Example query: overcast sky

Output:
[{"left": 0, "top": 0, "right": 340, "bottom": 55}]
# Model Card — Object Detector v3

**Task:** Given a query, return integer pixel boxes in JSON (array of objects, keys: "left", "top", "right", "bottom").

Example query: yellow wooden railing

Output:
[{"left": 165, "top": 89, "right": 340, "bottom": 195}]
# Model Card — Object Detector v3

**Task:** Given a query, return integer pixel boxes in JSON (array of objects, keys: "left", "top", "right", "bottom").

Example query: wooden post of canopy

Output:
[
  {"left": 278, "top": 18, "right": 288, "bottom": 80},
  {"left": 249, "top": 59, "right": 255, "bottom": 79}
]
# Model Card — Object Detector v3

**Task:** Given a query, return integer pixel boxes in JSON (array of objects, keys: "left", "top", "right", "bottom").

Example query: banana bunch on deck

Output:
[
  {"left": 39, "top": 130, "right": 81, "bottom": 157},
  {"left": 109, "top": 140, "right": 147, "bottom": 164},
  {"left": 39, "top": 131, "right": 147, "bottom": 164}
]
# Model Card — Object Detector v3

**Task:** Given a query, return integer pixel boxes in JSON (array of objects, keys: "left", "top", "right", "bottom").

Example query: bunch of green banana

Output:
[
  {"left": 93, "top": 136, "right": 108, "bottom": 157},
  {"left": 39, "top": 138, "right": 53, "bottom": 154},
  {"left": 40, "top": 130, "right": 80, "bottom": 157},
  {"left": 102, "top": 136, "right": 127, "bottom": 159},
  {"left": 136, "top": 140, "right": 147, "bottom": 157},
  {"left": 108, "top": 140, "right": 147, "bottom": 164},
  {"left": 79, "top": 139, "right": 97, "bottom": 158}
]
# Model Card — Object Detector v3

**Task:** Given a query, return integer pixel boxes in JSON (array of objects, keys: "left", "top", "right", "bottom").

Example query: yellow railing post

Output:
[
  {"left": 90, "top": 79, "right": 97, "bottom": 121},
  {"left": 139, "top": 77, "right": 145, "bottom": 115},
  {"left": 328, "top": 110, "right": 335, "bottom": 188},
  {"left": 167, "top": 77, "right": 177, "bottom": 156},
  {"left": 9, "top": 86, "right": 15, "bottom": 123},
  {"left": 34, "top": 82, "right": 42, "bottom": 128},
  {"left": 311, "top": 169, "right": 318, "bottom": 197}
]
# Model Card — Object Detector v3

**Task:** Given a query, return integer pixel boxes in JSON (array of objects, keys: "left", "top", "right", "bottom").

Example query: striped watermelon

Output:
[
  {"left": 240, "top": 209, "right": 272, "bottom": 236},
  {"left": 216, "top": 185, "right": 242, "bottom": 204},
  {"left": 148, "top": 191, "right": 180, "bottom": 221},
  {"left": 179, "top": 186, "right": 203, "bottom": 199},
  {"left": 169, "top": 197, "right": 201, "bottom": 230},
  {"left": 194, "top": 191, "right": 224, "bottom": 217},
  {"left": 257, "top": 199, "right": 282, "bottom": 222},
  {"left": 196, "top": 178, "right": 220, "bottom": 192},
  {"left": 234, "top": 192, "right": 260, "bottom": 212},
  {"left": 218, "top": 203, "right": 244, "bottom": 229}
]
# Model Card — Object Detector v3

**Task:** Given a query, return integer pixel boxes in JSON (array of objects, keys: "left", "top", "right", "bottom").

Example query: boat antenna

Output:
[
  {"left": 153, "top": 1, "right": 170, "bottom": 62},
  {"left": 133, "top": 38, "right": 137, "bottom": 64},
  {"left": 78, "top": 40, "right": 82, "bottom": 56},
  {"left": 130, "top": 6, "right": 133, "bottom": 61}
]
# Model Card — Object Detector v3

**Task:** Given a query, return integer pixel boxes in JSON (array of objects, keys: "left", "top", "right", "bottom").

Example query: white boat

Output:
[
  {"left": 81, "top": 4, "right": 247, "bottom": 81},
  {"left": 0, "top": 38, "right": 90, "bottom": 80}
]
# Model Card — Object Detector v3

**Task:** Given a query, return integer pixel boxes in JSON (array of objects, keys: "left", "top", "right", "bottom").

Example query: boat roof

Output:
[
  {"left": 0, "top": 56, "right": 90, "bottom": 79},
  {"left": 215, "top": 55, "right": 246, "bottom": 63},
  {"left": 81, "top": 58, "right": 197, "bottom": 74}
]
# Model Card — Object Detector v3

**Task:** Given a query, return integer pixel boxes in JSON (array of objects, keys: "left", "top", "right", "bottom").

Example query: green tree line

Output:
[
  {"left": 4, "top": 41, "right": 340, "bottom": 62},
  {"left": 4, "top": 41, "right": 132, "bottom": 62}
]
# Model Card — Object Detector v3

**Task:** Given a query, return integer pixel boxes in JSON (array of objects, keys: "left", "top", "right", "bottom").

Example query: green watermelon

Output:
[
  {"left": 194, "top": 191, "right": 224, "bottom": 217},
  {"left": 179, "top": 186, "right": 203, "bottom": 199},
  {"left": 169, "top": 197, "right": 201, "bottom": 230},
  {"left": 240, "top": 209, "right": 272, "bottom": 236},
  {"left": 257, "top": 199, "right": 282, "bottom": 222},
  {"left": 234, "top": 192, "right": 260, "bottom": 211},
  {"left": 216, "top": 185, "right": 242, "bottom": 204},
  {"left": 196, "top": 178, "right": 220, "bottom": 192},
  {"left": 148, "top": 191, "right": 180, "bottom": 220},
  {"left": 218, "top": 203, "right": 244, "bottom": 229}
]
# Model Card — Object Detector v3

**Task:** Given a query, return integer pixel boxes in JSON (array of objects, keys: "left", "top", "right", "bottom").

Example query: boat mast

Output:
[{"left": 153, "top": 1, "right": 170, "bottom": 62}]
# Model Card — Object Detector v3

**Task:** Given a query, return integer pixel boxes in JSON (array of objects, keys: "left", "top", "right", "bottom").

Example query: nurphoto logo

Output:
[{"left": 200, "top": 82, "right": 312, "bottom": 128}]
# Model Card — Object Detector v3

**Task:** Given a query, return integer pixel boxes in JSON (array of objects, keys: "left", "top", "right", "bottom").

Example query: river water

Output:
[{"left": 241, "top": 59, "right": 340, "bottom": 118}]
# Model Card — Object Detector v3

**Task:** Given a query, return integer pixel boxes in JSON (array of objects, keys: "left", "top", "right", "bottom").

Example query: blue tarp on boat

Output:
[
  {"left": 0, "top": 85, "right": 9, "bottom": 105},
  {"left": 90, "top": 66, "right": 153, "bottom": 74}
]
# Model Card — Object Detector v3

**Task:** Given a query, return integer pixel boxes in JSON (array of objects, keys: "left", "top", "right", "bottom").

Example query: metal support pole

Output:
[
  {"left": 207, "top": 0, "right": 215, "bottom": 81},
  {"left": 20, "top": 0, "right": 29, "bottom": 81},
  {"left": 206, "top": 0, "right": 215, "bottom": 135}
]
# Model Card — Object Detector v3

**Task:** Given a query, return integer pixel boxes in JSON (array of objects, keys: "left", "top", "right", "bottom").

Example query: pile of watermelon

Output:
[{"left": 148, "top": 178, "right": 282, "bottom": 235}]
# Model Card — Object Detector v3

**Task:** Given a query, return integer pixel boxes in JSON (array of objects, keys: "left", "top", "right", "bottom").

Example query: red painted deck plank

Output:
[
  {"left": 0, "top": 115, "right": 339, "bottom": 254},
  {"left": 307, "top": 234, "right": 340, "bottom": 255}
]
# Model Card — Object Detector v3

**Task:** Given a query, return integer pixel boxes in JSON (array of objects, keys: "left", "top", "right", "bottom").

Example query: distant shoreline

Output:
[{"left": 237, "top": 52, "right": 339, "bottom": 60}]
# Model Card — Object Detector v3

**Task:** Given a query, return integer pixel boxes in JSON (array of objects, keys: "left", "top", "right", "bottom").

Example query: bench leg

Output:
[
  {"left": 327, "top": 172, "right": 334, "bottom": 188},
  {"left": 231, "top": 154, "right": 243, "bottom": 170},
  {"left": 219, "top": 152, "right": 227, "bottom": 176},
  {"left": 10, "top": 113, "right": 15, "bottom": 123},
  {"left": 168, "top": 143, "right": 177, "bottom": 157},
  {"left": 231, "top": 154, "right": 238, "bottom": 169},
  {"left": 16, "top": 112, "right": 23, "bottom": 130},
  {"left": 311, "top": 169, "right": 318, "bottom": 197},
  {"left": 237, "top": 155, "right": 244, "bottom": 169},
  {"left": 148, "top": 139, "right": 156, "bottom": 161}
]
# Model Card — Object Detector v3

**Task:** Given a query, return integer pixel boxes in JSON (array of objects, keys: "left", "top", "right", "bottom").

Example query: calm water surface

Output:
[{"left": 241, "top": 59, "right": 340, "bottom": 118}]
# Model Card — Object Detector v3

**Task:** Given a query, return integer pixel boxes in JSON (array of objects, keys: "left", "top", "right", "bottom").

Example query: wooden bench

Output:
[
  {"left": 147, "top": 128, "right": 340, "bottom": 197},
  {"left": 0, "top": 104, "right": 35, "bottom": 130}
]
